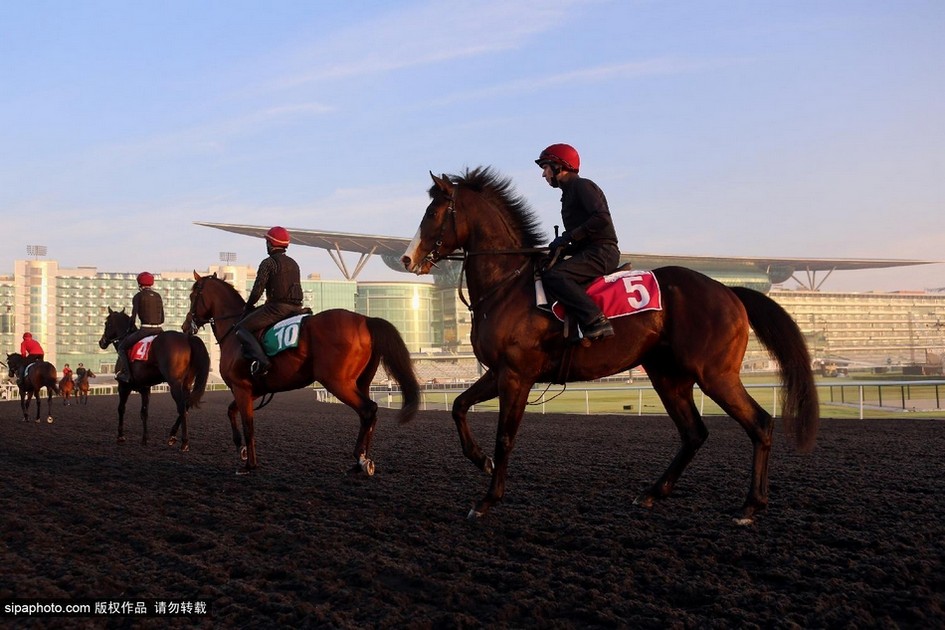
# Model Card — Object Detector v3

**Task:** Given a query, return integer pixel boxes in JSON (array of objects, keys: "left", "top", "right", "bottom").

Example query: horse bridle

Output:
[
  {"left": 420, "top": 187, "right": 550, "bottom": 312},
  {"left": 187, "top": 280, "right": 243, "bottom": 340}
]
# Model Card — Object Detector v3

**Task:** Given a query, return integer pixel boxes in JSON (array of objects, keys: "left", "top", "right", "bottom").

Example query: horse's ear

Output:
[
  {"left": 108, "top": 306, "right": 113, "bottom": 314},
  {"left": 121, "top": 308, "right": 127, "bottom": 314},
  {"left": 430, "top": 171, "right": 453, "bottom": 196},
  {"left": 193, "top": 270, "right": 201, "bottom": 281},
  {"left": 212, "top": 272, "right": 218, "bottom": 278}
]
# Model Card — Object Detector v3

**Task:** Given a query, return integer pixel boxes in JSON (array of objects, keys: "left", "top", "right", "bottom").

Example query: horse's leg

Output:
[
  {"left": 46, "top": 386, "right": 54, "bottom": 423},
  {"left": 116, "top": 385, "right": 131, "bottom": 443},
  {"left": 634, "top": 364, "right": 707, "bottom": 510},
  {"left": 233, "top": 388, "right": 258, "bottom": 473},
  {"left": 139, "top": 388, "right": 151, "bottom": 446},
  {"left": 32, "top": 392, "right": 41, "bottom": 423},
  {"left": 470, "top": 371, "right": 532, "bottom": 519},
  {"left": 452, "top": 369, "right": 499, "bottom": 474},
  {"left": 166, "top": 382, "right": 189, "bottom": 452},
  {"left": 227, "top": 400, "right": 247, "bottom": 461},
  {"left": 323, "top": 379, "right": 380, "bottom": 475},
  {"left": 700, "top": 372, "right": 774, "bottom": 525}
]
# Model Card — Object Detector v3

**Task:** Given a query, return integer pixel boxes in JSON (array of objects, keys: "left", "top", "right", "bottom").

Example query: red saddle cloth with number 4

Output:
[
  {"left": 128, "top": 335, "right": 158, "bottom": 362},
  {"left": 551, "top": 269, "right": 663, "bottom": 322}
]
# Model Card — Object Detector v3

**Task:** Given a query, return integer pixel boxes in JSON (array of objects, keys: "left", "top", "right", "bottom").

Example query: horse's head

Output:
[
  {"left": 402, "top": 172, "right": 464, "bottom": 275},
  {"left": 185, "top": 271, "right": 244, "bottom": 334},
  {"left": 99, "top": 307, "right": 131, "bottom": 349},
  {"left": 5, "top": 353, "right": 21, "bottom": 378},
  {"left": 401, "top": 168, "right": 544, "bottom": 276}
]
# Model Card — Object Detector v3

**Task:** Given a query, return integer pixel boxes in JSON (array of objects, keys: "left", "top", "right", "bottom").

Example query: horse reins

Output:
[{"left": 431, "top": 187, "right": 575, "bottom": 388}]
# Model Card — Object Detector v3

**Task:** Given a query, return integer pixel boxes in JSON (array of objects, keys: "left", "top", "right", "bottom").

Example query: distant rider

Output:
[
  {"left": 114, "top": 272, "right": 164, "bottom": 383},
  {"left": 537, "top": 143, "right": 620, "bottom": 340},
  {"left": 18, "top": 332, "right": 45, "bottom": 386},
  {"left": 234, "top": 226, "right": 307, "bottom": 377}
]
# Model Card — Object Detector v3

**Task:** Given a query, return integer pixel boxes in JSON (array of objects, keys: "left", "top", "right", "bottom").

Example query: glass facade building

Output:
[{"left": 2, "top": 257, "right": 943, "bottom": 378}]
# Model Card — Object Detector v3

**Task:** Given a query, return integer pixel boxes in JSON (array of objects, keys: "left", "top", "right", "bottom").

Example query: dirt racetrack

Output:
[{"left": 2, "top": 389, "right": 943, "bottom": 628}]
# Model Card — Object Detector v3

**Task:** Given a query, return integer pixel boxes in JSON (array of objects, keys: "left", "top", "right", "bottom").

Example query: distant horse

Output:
[
  {"left": 76, "top": 369, "right": 95, "bottom": 405},
  {"left": 98, "top": 308, "right": 211, "bottom": 450},
  {"left": 59, "top": 375, "right": 74, "bottom": 405},
  {"left": 184, "top": 272, "right": 421, "bottom": 475},
  {"left": 401, "top": 168, "right": 819, "bottom": 524},
  {"left": 5, "top": 353, "right": 59, "bottom": 423}
]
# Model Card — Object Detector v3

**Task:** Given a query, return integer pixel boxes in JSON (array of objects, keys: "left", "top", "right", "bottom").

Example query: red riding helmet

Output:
[
  {"left": 23, "top": 332, "right": 32, "bottom": 339},
  {"left": 136, "top": 272, "right": 154, "bottom": 287},
  {"left": 266, "top": 226, "right": 291, "bottom": 248},
  {"left": 535, "top": 143, "right": 580, "bottom": 172}
]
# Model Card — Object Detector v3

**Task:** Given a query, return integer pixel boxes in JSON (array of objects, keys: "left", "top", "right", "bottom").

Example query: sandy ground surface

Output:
[{"left": 1, "top": 389, "right": 943, "bottom": 628}]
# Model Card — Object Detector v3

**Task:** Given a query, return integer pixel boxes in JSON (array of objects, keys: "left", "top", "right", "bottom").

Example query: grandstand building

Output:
[{"left": 1, "top": 228, "right": 942, "bottom": 380}]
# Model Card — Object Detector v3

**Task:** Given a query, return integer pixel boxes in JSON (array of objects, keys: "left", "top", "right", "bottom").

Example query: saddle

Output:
[
  {"left": 129, "top": 335, "right": 158, "bottom": 362},
  {"left": 260, "top": 312, "right": 312, "bottom": 357},
  {"left": 537, "top": 267, "right": 663, "bottom": 340}
]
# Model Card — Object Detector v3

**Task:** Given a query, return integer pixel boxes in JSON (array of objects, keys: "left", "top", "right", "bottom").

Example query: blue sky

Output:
[{"left": 2, "top": 0, "right": 942, "bottom": 291}]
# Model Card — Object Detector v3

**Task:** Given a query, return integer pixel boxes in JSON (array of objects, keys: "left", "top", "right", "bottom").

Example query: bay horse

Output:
[
  {"left": 184, "top": 272, "right": 420, "bottom": 475},
  {"left": 76, "top": 369, "right": 95, "bottom": 405},
  {"left": 99, "top": 308, "right": 211, "bottom": 450},
  {"left": 401, "top": 168, "right": 819, "bottom": 524},
  {"left": 59, "top": 375, "right": 75, "bottom": 405},
  {"left": 5, "top": 353, "right": 59, "bottom": 423}
]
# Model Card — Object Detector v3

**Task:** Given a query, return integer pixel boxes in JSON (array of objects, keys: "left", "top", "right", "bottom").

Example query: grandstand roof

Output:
[{"left": 195, "top": 221, "right": 938, "bottom": 290}]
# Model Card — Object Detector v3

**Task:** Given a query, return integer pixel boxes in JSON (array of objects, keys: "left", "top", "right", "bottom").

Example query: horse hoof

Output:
[
  {"left": 483, "top": 456, "right": 495, "bottom": 475},
  {"left": 240, "top": 446, "right": 248, "bottom": 461},
  {"left": 117, "top": 436, "right": 126, "bottom": 444},
  {"left": 236, "top": 468, "right": 251, "bottom": 476},
  {"left": 181, "top": 444, "right": 190, "bottom": 453},
  {"left": 47, "top": 417, "right": 53, "bottom": 423},
  {"left": 633, "top": 495, "right": 655, "bottom": 509},
  {"left": 167, "top": 436, "right": 177, "bottom": 446},
  {"left": 467, "top": 508, "right": 485, "bottom": 520},
  {"left": 361, "top": 459, "right": 375, "bottom": 476},
  {"left": 733, "top": 516, "right": 754, "bottom": 526}
]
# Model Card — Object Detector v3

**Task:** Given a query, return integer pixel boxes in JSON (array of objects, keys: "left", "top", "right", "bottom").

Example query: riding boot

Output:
[
  {"left": 582, "top": 314, "right": 615, "bottom": 340},
  {"left": 235, "top": 327, "right": 271, "bottom": 377},
  {"left": 114, "top": 353, "right": 131, "bottom": 382}
]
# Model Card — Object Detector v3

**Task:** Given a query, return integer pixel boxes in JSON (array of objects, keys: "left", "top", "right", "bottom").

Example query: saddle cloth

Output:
[
  {"left": 262, "top": 314, "right": 311, "bottom": 356},
  {"left": 130, "top": 335, "right": 158, "bottom": 362},
  {"left": 538, "top": 269, "right": 663, "bottom": 322}
]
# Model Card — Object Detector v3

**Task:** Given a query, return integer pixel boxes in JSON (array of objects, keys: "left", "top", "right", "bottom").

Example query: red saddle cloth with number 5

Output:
[{"left": 551, "top": 270, "right": 663, "bottom": 322}]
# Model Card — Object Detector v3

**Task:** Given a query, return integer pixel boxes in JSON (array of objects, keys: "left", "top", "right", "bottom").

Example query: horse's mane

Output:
[{"left": 448, "top": 167, "right": 545, "bottom": 248}]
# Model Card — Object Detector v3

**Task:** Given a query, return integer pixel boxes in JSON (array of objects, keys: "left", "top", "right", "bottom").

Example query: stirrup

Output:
[{"left": 250, "top": 360, "right": 270, "bottom": 377}]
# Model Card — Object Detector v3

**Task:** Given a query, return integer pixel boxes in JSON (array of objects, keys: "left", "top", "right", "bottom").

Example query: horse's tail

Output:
[
  {"left": 731, "top": 287, "right": 819, "bottom": 452},
  {"left": 366, "top": 317, "right": 420, "bottom": 424},
  {"left": 187, "top": 335, "right": 212, "bottom": 408}
]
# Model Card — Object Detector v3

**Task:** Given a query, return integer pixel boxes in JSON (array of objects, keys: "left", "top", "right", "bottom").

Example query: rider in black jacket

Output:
[
  {"left": 234, "top": 226, "right": 307, "bottom": 376},
  {"left": 537, "top": 143, "right": 620, "bottom": 340},
  {"left": 115, "top": 272, "right": 164, "bottom": 382}
]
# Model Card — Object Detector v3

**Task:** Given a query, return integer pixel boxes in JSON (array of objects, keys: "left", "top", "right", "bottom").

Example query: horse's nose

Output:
[{"left": 400, "top": 255, "right": 412, "bottom": 270}]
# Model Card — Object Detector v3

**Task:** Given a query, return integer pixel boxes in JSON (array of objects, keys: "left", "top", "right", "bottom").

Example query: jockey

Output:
[
  {"left": 234, "top": 226, "right": 308, "bottom": 377},
  {"left": 62, "top": 363, "right": 73, "bottom": 382},
  {"left": 18, "top": 332, "right": 45, "bottom": 384},
  {"left": 115, "top": 272, "right": 164, "bottom": 383},
  {"left": 536, "top": 143, "right": 620, "bottom": 340},
  {"left": 76, "top": 363, "right": 87, "bottom": 382}
]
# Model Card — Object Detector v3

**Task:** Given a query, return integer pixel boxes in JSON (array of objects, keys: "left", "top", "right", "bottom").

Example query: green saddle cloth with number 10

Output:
[{"left": 262, "top": 314, "right": 310, "bottom": 356}]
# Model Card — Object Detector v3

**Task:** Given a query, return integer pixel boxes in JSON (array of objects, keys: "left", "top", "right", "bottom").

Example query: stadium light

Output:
[
  {"left": 26, "top": 245, "right": 48, "bottom": 259},
  {"left": 219, "top": 252, "right": 237, "bottom": 264}
]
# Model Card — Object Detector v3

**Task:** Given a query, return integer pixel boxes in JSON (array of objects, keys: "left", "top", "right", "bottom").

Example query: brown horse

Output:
[
  {"left": 76, "top": 369, "right": 95, "bottom": 405},
  {"left": 401, "top": 168, "right": 819, "bottom": 524},
  {"left": 184, "top": 272, "right": 421, "bottom": 475},
  {"left": 5, "top": 353, "right": 59, "bottom": 423},
  {"left": 59, "top": 375, "right": 75, "bottom": 405},
  {"left": 99, "top": 308, "right": 211, "bottom": 450}
]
